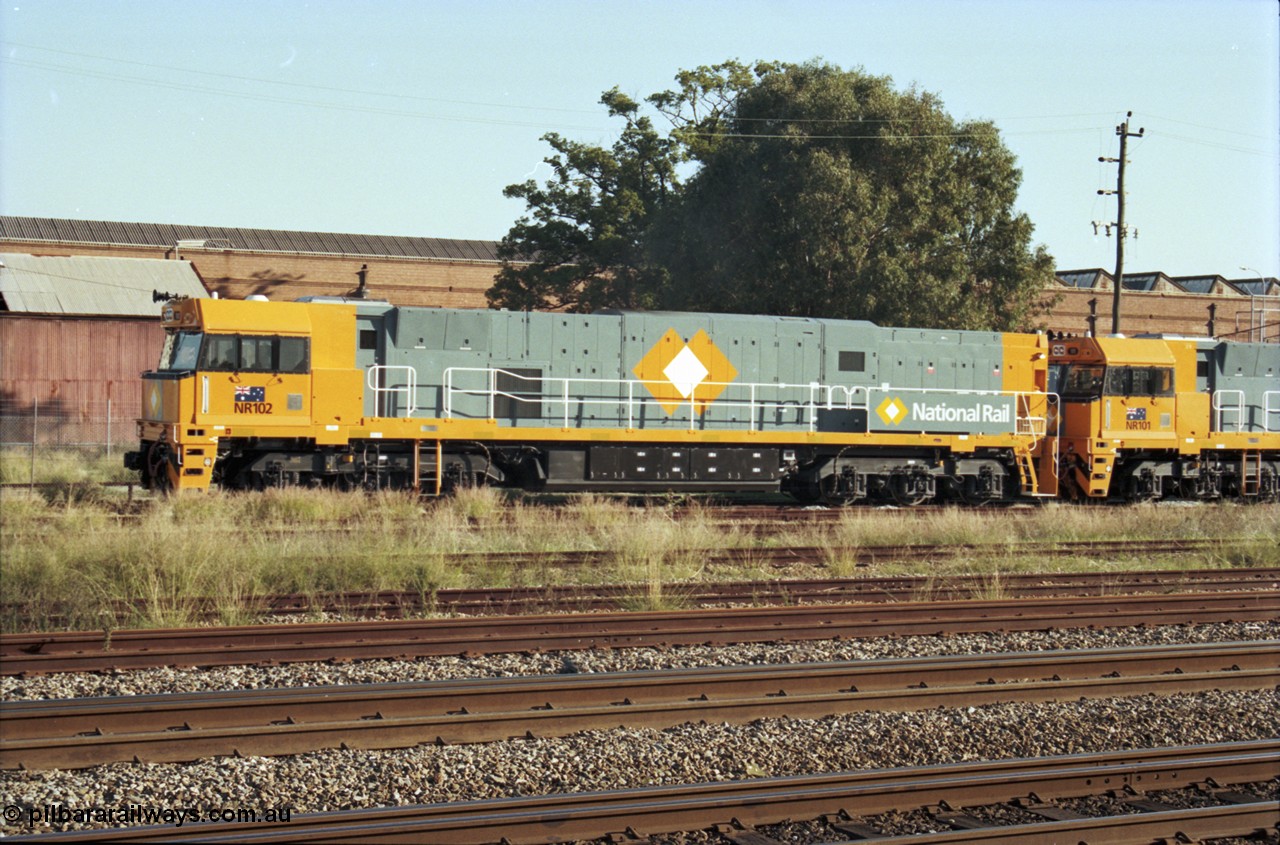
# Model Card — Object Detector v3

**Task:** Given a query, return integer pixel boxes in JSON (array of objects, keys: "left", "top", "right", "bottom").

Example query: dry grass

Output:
[{"left": 1, "top": 487, "right": 1275, "bottom": 632}]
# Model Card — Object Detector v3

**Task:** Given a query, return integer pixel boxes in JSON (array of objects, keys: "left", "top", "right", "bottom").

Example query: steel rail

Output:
[
  {"left": 11, "top": 568, "right": 1274, "bottom": 625},
  {"left": 420, "top": 538, "right": 1231, "bottom": 570},
  {"left": 3, "top": 592, "right": 1278, "bottom": 676},
  {"left": 845, "top": 804, "right": 1280, "bottom": 844},
  {"left": 13, "top": 569, "right": 1280, "bottom": 628},
  {"left": 3, "top": 642, "right": 1276, "bottom": 769},
  {"left": 260, "top": 567, "right": 1280, "bottom": 614},
  {"left": 5, "top": 641, "right": 1273, "bottom": 740},
  {"left": 5, "top": 741, "right": 1276, "bottom": 843}
]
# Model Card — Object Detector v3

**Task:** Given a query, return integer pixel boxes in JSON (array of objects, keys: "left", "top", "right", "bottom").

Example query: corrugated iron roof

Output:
[
  {"left": 0, "top": 216, "right": 502, "bottom": 262},
  {"left": 0, "top": 253, "right": 208, "bottom": 316}
]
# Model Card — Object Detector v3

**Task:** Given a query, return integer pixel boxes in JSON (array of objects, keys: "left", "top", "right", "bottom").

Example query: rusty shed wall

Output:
[{"left": 0, "top": 315, "right": 162, "bottom": 422}]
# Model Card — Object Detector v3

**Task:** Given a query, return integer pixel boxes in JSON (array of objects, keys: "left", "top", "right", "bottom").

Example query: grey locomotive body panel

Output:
[
  {"left": 360, "top": 305, "right": 1019, "bottom": 435},
  {"left": 1210, "top": 341, "right": 1280, "bottom": 432}
]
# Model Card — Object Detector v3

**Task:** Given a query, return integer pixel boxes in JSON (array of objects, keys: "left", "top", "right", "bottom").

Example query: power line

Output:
[
  {"left": 0, "top": 40, "right": 601, "bottom": 115},
  {"left": 5, "top": 55, "right": 1107, "bottom": 143},
  {"left": 1155, "top": 130, "right": 1279, "bottom": 159},
  {"left": 1, "top": 57, "right": 608, "bottom": 131},
  {"left": 2, "top": 41, "right": 1135, "bottom": 141},
  {"left": 1141, "top": 111, "right": 1275, "bottom": 142}
]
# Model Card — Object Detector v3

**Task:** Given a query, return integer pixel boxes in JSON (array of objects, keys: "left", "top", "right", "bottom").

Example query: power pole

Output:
[{"left": 1095, "top": 111, "right": 1144, "bottom": 335}]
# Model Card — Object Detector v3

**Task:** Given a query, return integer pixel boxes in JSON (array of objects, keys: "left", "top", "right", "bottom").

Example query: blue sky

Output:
[{"left": 2, "top": 0, "right": 1277, "bottom": 279}]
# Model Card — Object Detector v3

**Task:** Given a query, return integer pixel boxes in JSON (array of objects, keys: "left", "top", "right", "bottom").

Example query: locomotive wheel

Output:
[
  {"left": 889, "top": 475, "right": 931, "bottom": 507},
  {"left": 819, "top": 474, "right": 858, "bottom": 507},
  {"left": 145, "top": 441, "right": 173, "bottom": 494},
  {"left": 957, "top": 473, "right": 1002, "bottom": 506}
]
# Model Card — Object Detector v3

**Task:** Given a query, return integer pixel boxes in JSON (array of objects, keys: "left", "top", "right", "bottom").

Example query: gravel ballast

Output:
[
  {"left": 3, "top": 690, "right": 1276, "bottom": 835},
  {"left": 3, "top": 621, "right": 1274, "bottom": 700},
  {"left": 2, "top": 622, "right": 1277, "bottom": 836}
]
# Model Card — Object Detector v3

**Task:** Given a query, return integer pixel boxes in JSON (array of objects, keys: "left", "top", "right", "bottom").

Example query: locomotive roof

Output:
[{"left": 594, "top": 308, "right": 879, "bottom": 328}]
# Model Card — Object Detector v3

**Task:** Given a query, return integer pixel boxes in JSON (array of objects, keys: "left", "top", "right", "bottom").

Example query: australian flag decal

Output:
[
  {"left": 1126, "top": 407, "right": 1147, "bottom": 421},
  {"left": 234, "top": 386, "right": 266, "bottom": 402}
]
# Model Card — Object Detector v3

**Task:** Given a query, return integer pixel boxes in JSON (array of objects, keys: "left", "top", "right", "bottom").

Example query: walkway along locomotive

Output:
[{"left": 125, "top": 296, "right": 1279, "bottom": 503}]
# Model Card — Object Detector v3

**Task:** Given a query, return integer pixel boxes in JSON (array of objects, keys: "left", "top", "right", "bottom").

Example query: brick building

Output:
[
  {"left": 0, "top": 217, "right": 503, "bottom": 309},
  {"left": 2, "top": 216, "right": 1276, "bottom": 342},
  {"left": 1052, "top": 269, "right": 1278, "bottom": 342}
]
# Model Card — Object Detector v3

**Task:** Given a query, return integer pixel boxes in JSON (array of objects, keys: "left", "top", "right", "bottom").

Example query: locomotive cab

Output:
[
  {"left": 1051, "top": 334, "right": 1277, "bottom": 501},
  {"left": 1052, "top": 336, "right": 1190, "bottom": 499},
  {"left": 126, "top": 297, "right": 361, "bottom": 492}
]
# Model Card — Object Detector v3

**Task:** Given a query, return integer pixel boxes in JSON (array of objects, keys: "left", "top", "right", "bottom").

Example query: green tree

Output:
[
  {"left": 649, "top": 60, "right": 1055, "bottom": 330},
  {"left": 492, "top": 60, "right": 1056, "bottom": 330},
  {"left": 487, "top": 89, "right": 678, "bottom": 312}
]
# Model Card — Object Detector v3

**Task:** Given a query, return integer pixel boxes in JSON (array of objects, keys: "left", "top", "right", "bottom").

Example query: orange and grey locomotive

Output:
[{"left": 125, "top": 296, "right": 1277, "bottom": 503}]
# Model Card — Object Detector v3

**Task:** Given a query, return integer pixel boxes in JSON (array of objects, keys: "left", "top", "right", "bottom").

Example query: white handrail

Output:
[
  {"left": 1212, "top": 389, "right": 1245, "bottom": 433},
  {"left": 366, "top": 365, "right": 417, "bottom": 418},
  {"left": 1264, "top": 390, "right": 1280, "bottom": 433},
  {"left": 440, "top": 366, "right": 1048, "bottom": 438}
]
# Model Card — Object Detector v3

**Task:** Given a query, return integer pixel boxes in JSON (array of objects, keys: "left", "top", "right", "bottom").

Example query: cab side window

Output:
[
  {"left": 240, "top": 336, "right": 274, "bottom": 372},
  {"left": 1150, "top": 367, "right": 1174, "bottom": 396},
  {"left": 1103, "top": 366, "right": 1174, "bottom": 397},
  {"left": 1104, "top": 366, "right": 1130, "bottom": 396},
  {"left": 199, "top": 334, "right": 310, "bottom": 373},
  {"left": 1129, "top": 367, "right": 1153, "bottom": 396},
  {"left": 200, "top": 335, "right": 239, "bottom": 371},
  {"left": 278, "top": 337, "right": 309, "bottom": 374},
  {"left": 1062, "top": 364, "right": 1104, "bottom": 399}
]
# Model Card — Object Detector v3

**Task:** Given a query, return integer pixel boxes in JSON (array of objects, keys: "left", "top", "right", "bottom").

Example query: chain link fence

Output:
[{"left": 0, "top": 400, "right": 139, "bottom": 484}]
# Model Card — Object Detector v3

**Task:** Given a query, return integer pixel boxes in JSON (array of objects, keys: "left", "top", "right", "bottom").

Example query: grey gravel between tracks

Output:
[{"left": 2, "top": 622, "right": 1278, "bottom": 836}]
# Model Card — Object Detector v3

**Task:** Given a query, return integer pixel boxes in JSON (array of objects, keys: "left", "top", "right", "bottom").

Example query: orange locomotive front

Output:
[{"left": 1048, "top": 334, "right": 1278, "bottom": 501}]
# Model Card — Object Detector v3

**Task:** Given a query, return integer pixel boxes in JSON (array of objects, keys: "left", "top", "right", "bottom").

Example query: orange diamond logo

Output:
[
  {"left": 876, "top": 396, "right": 908, "bottom": 426},
  {"left": 633, "top": 329, "right": 738, "bottom": 415}
]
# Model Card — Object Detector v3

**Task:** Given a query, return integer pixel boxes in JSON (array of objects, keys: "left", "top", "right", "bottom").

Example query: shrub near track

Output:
[{"left": 0, "top": 487, "right": 1276, "bottom": 632}]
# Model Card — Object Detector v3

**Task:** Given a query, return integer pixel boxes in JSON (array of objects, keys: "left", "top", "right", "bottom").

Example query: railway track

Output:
[
  {"left": 3, "top": 591, "right": 1278, "bottom": 676},
  {"left": 7, "top": 741, "right": 1275, "bottom": 843},
  {"left": 10, "top": 567, "right": 1277, "bottom": 626},
  {"left": 4, "top": 641, "right": 1275, "bottom": 770},
  {"left": 435, "top": 537, "right": 1244, "bottom": 569}
]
